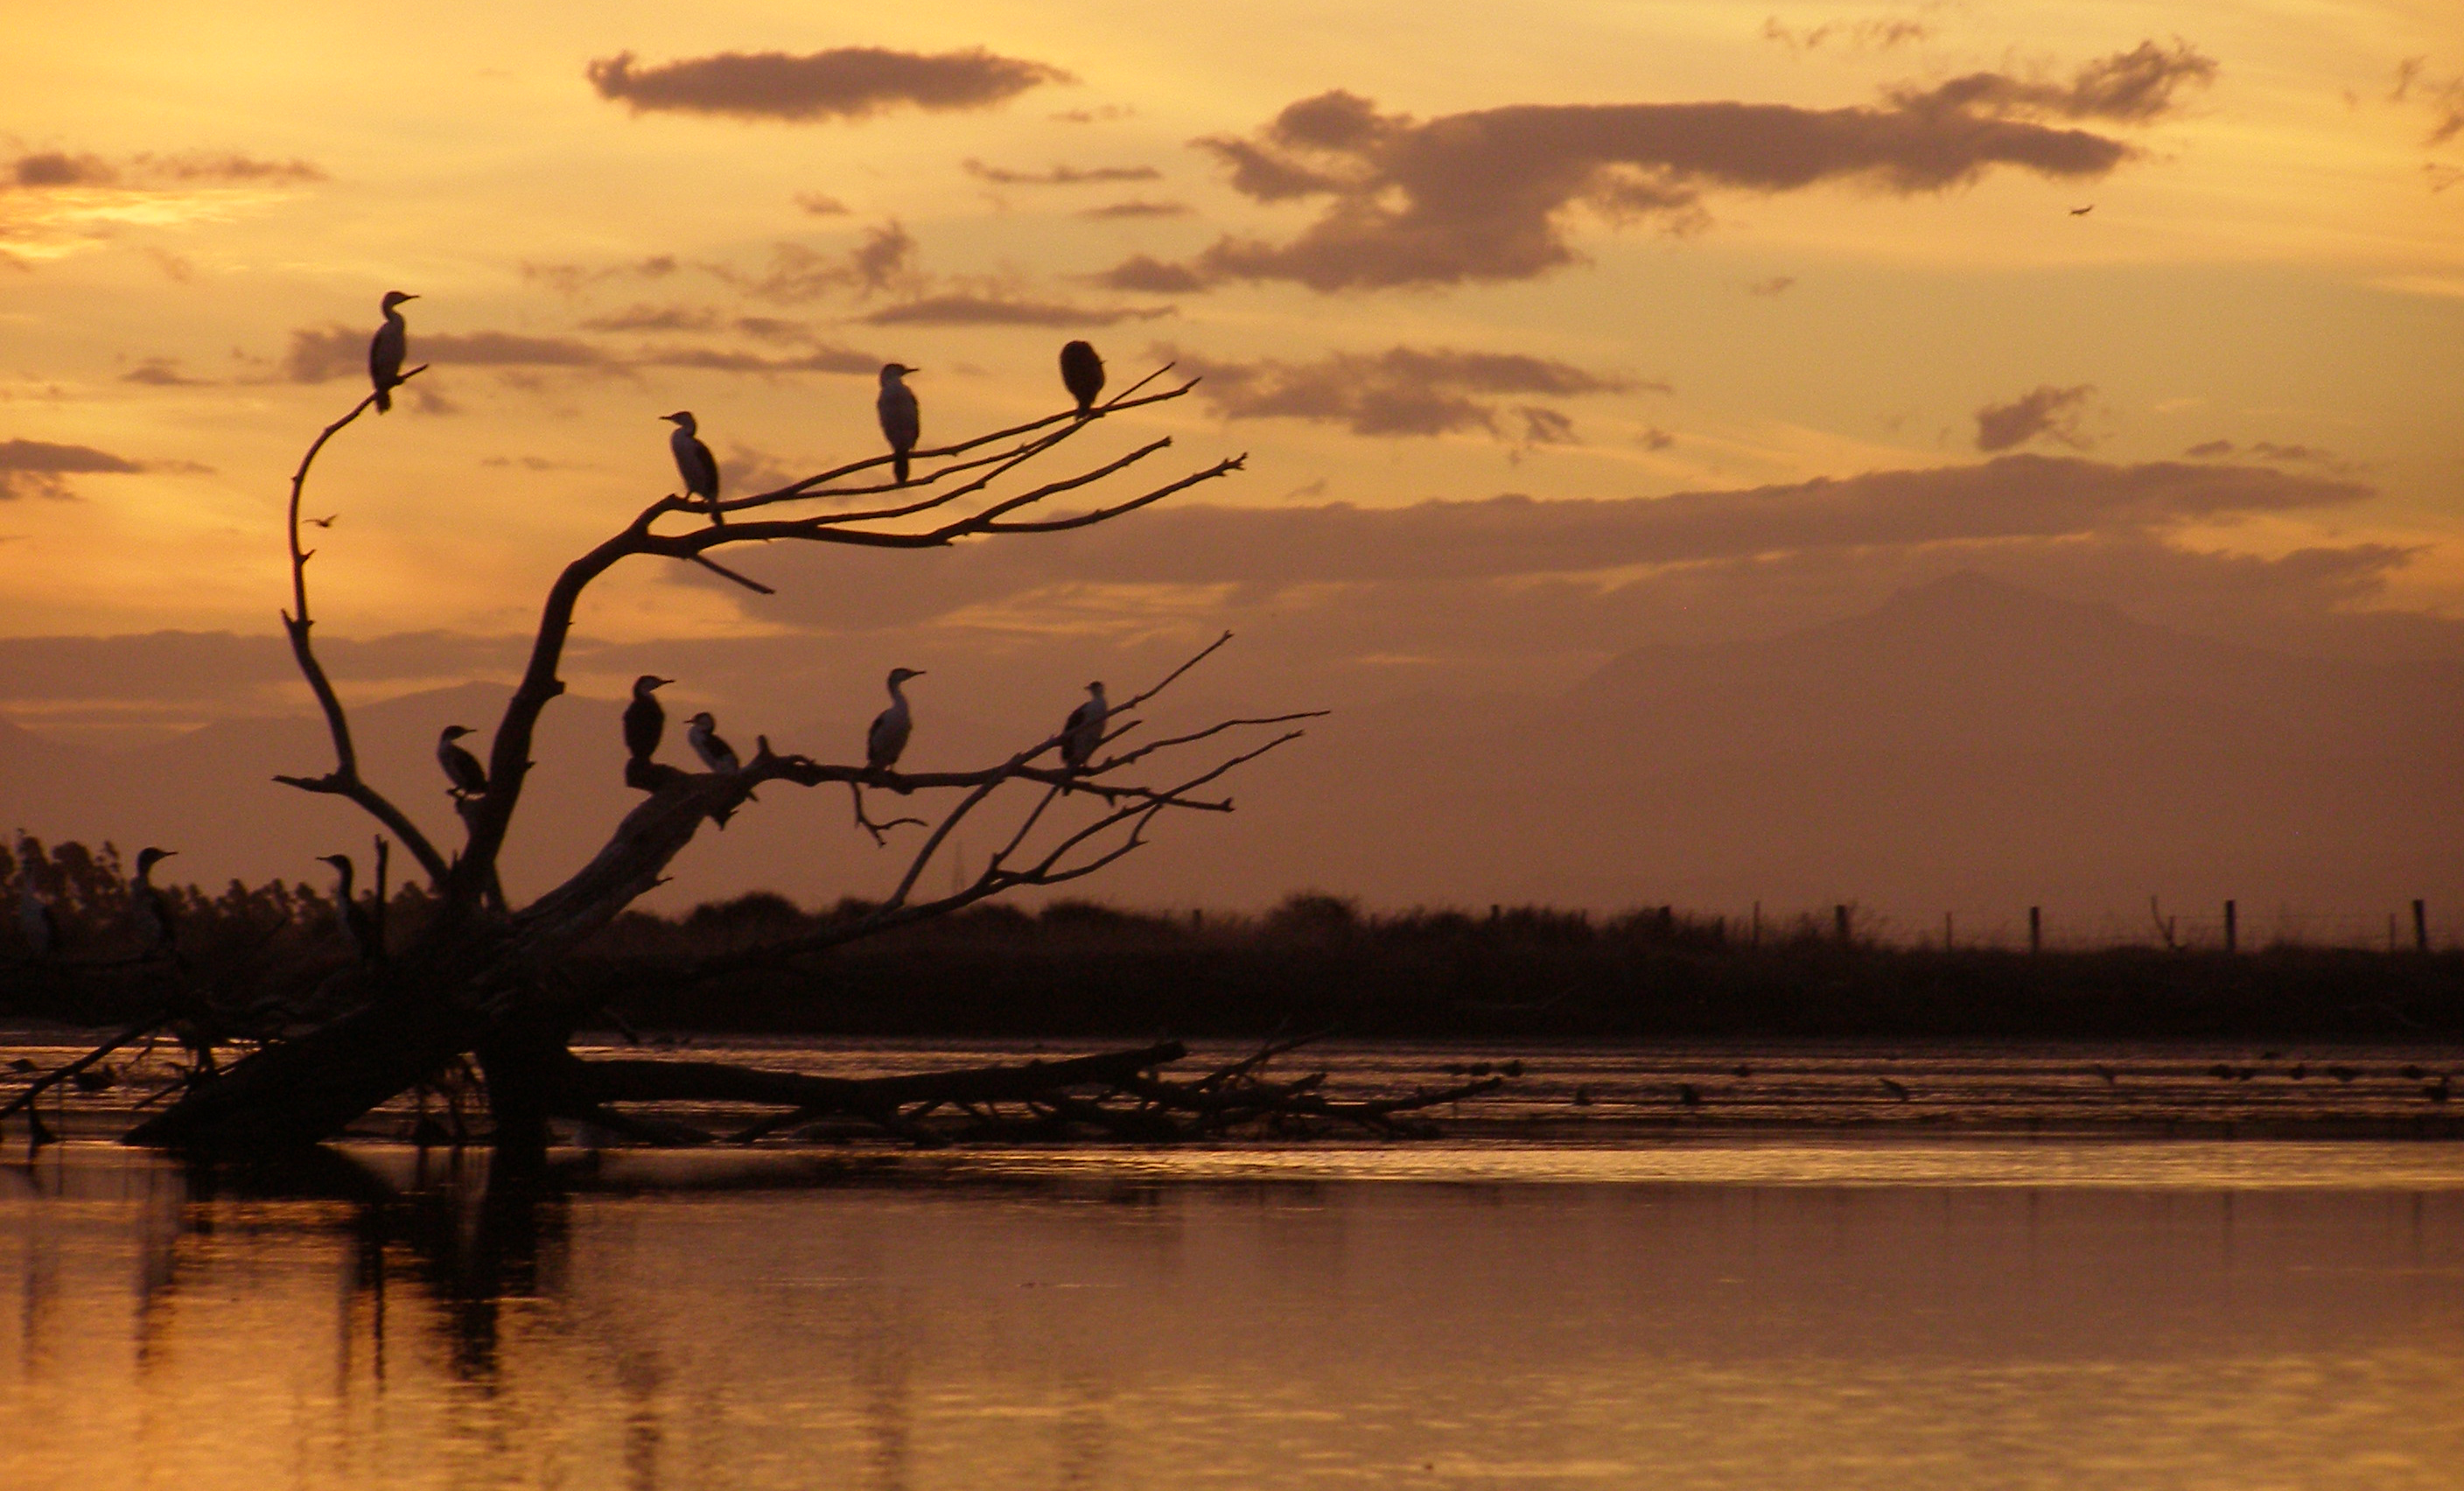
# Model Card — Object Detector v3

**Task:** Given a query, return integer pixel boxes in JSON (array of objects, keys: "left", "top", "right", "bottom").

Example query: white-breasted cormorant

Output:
[
  {"left": 130, "top": 847, "right": 177, "bottom": 956},
  {"left": 686, "top": 711, "right": 740, "bottom": 774},
  {"left": 1060, "top": 681, "right": 1109, "bottom": 780},
  {"left": 1060, "top": 340, "right": 1104, "bottom": 416},
  {"left": 437, "top": 725, "right": 488, "bottom": 799},
  {"left": 866, "top": 668, "right": 924, "bottom": 777},
  {"left": 662, "top": 411, "right": 722, "bottom": 522},
  {"left": 369, "top": 291, "right": 416, "bottom": 413},
  {"left": 876, "top": 364, "right": 920, "bottom": 485},
  {"left": 625, "top": 675, "right": 674, "bottom": 760}
]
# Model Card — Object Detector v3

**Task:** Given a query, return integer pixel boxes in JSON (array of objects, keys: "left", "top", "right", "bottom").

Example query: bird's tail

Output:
[
  {"left": 374, "top": 386, "right": 392, "bottom": 414},
  {"left": 892, "top": 453, "right": 911, "bottom": 485}
]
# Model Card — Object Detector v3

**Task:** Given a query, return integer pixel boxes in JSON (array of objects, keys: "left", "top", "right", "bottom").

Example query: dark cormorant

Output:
[
  {"left": 1060, "top": 340, "right": 1105, "bottom": 416},
  {"left": 1060, "top": 681, "right": 1109, "bottom": 784},
  {"left": 662, "top": 411, "right": 722, "bottom": 522},
  {"left": 685, "top": 711, "right": 740, "bottom": 774},
  {"left": 876, "top": 364, "right": 920, "bottom": 484},
  {"left": 624, "top": 675, "right": 674, "bottom": 760},
  {"left": 130, "top": 846, "right": 177, "bottom": 956},
  {"left": 866, "top": 668, "right": 924, "bottom": 777},
  {"left": 368, "top": 291, "right": 416, "bottom": 413},
  {"left": 437, "top": 725, "right": 488, "bottom": 799},
  {"left": 317, "top": 853, "right": 381, "bottom": 961}
]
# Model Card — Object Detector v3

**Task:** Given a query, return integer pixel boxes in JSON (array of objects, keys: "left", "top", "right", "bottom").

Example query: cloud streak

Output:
[
  {"left": 586, "top": 48, "right": 1072, "bottom": 122},
  {"left": 4, "top": 150, "right": 325, "bottom": 192},
  {"left": 962, "top": 160, "right": 1161, "bottom": 186},
  {"left": 0, "top": 438, "right": 149, "bottom": 499},
  {"left": 1168, "top": 344, "right": 1649, "bottom": 438},
  {"left": 864, "top": 294, "right": 1174, "bottom": 327},
  {"left": 1974, "top": 383, "right": 2096, "bottom": 452}
]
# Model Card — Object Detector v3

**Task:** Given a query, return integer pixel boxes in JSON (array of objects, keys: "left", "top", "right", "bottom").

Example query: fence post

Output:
[
  {"left": 2223, "top": 899, "right": 2236, "bottom": 955},
  {"left": 2418, "top": 900, "right": 2431, "bottom": 954},
  {"left": 2029, "top": 906, "right": 2041, "bottom": 956}
]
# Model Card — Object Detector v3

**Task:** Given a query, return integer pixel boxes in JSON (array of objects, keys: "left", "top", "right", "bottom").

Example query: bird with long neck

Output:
[
  {"left": 437, "top": 725, "right": 488, "bottom": 800},
  {"left": 317, "top": 854, "right": 381, "bottom": 962},
  {"left": 1060, "top": 340, "right": 1105, "bottom": 417},
  {"left": 662, "top": 411, "right": 722, "bottom": 523},
  {"left": 624, "top": 675, "right": 674, "bottom": 761},
  {"left": 686, "top": 711, "right": 740, "bottom": 774},
  {"left": 876, "top": 363, "right": 920, "bottom": 485},
  {"left": 130, "top": 847, "right": 177, "bottom": 957},
  {"left": 866, "top": 668, "right": 925, "bottom": 784},
  {"left": 1059, "top": 681, "right": 1109, "bottom": 790},
  {"left": 368, "top": 291, "right": 416, "bottom": 413}
]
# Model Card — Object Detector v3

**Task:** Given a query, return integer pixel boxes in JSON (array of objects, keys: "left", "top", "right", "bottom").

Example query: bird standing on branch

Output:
[
  {"left": 1060, "top": 340, "right": 1105, "bottom": 416},
  {"left": 877, "top": 363, "right": 920, "bottom": 484},
  {"left": 866, "top": 668, "right": 924, "bottom": 785},
  {"left": 686, "top": 711, "right": 740, "bottom": 774},
  {"left": 1060, "top": 681, "right": 1109, "bottom": 787},
  {"left": 316, "top": 854, "right": 381, "bottom": 962},
  {"left": 368, "top": 291, "right": 416, "bottom": 413},
  {"left": 130, "top": 847, "right": 177, "bottom": 957},
  {"left": 437, "top": 725, "right": 488, "bottom": 800},
  {"left": 663, "top": 411, "right": 721, "bottom": 522},
  {"left": 624, "top": 675, "right": 673, "bottom": 761}
]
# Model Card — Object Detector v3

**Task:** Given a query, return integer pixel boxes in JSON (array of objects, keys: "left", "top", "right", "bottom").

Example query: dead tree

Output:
[{"left": 122, "top": 360, "right": 1321, "bottom": 1162}]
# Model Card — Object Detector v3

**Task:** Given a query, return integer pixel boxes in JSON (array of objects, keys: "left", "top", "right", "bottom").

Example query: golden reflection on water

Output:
[{"left": 3, "top": 1144, "right": 2462, "bottom": 1489}]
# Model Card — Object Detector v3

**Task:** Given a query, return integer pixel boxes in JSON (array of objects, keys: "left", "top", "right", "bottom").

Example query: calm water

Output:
[{"left": 5, "top": 1139, "right": 2464, "bottom": 1490}]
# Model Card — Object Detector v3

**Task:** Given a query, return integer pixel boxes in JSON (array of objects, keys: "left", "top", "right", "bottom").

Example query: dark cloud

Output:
[
  {"left": 521, "top": 256, "right": 681, "bottom": 298},
  {"left": 1169, "top": 345, "right": 1649, "bottom": 438},
  {"left": 795, "top": 192, "right": 850, "bottom": 215},
  {"left": 2390, "top": 58, "right": 2464, "bottom": 146},
  {"left": 728, "top": 222, "right": 919, "bottom": 302},
  {"left": 1640, "top": 427, "right": 1675, "bottom": 451},
  {"left": 1974, "top": 383, "right": 2095, "bottom": 452},
  {"left": 1080, "top": 200, "right": 1191, "bottom": 219},
  {"left": 1760, "top": 17, "right": 1933, "bottom": 51},
  {"left": 1120, "top": 46, "right": 2202, "bottom": 291},
  {"left": 2186, "top": 438, "right": 2235, "bottom": 458},
  {"left": 121, "top": 358, "right": 206, "bottom": 386},
  {"left": 864, "top": 294, "right": 1175, "bottom": 327},
  {"left": 585, "top": 47, "right": 1071, "bottom": 122},
  {"left": 640, "top": 346, "right": 876, "bottom": 375},
  {"left": 582, "top": 304, "right": 718, "bottom": 333},
  {"left": 4, "top": 150, "right": 325, "bottom": 192},
  {"left": 0, "top": 438, "right": 147, "bottom": 499},
  {"left": 1089, "top": 254, "right": 1208, "bottom": 293},
  {"left": 281, "top": 326, "right": 612, "bottom": 382},
  {"left": 962, "top": 160, "right": 1162, "bottom": 186}
]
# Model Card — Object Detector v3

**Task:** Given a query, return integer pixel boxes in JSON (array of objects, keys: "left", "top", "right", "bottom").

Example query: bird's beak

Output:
[{"left": 402, "top": 295, "right": 419, "bottom": 302}]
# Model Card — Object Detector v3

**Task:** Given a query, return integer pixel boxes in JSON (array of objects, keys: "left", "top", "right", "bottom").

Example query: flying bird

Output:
[
  {"left": 624, "top": 675, "right": 673, "bottom": 761},
  {"left": 1059, "top": 681, "right": 1109, "bottom": 785},
  {"left": 2069, "top": 204, "right": 2095, "bottom": 216},
  {"left": 368, "top": 290, "right": 416, "bottom": 413},
  {"left": 686, "top": 711, "right": 740, "bottom": 774},
  {"left": 877, "top": 363, "right": 920, "bottom": 485},
  {"left": 437, "top": 725, "right": 488, "bottom": 800},
  {"left": 130, "top": 846, "right": 177, "bottom": 956},
  {"left": 1059, "top": 340, "right": 1105, "bottom": 416},
  {"left": 317, "top": 853, "right": 381, "bottom": 962},
  {"left": 866, "top": 668, "right": 925, "bottom": 780},
  {"left": 305, "top": 514, "right": 339, "bottom": 528},
  {"left": 663, "top": 411, "right": 721, "bottom": 522}
]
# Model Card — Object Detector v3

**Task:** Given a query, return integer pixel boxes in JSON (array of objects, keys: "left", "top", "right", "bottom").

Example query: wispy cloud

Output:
[
  {"left": 4, "top": 150, "right": 325, "bottom": 192},
  {"left": 962, "top": 159, "right": 1161, "bottom": 186},
  {"left": 1079, "top": 200, "right": 1191, "bottom": 219},
  {"left": 586, "top": 47, "right": 1072, "bottom": 122},
  {"left": 864, "top": 294, "right": 1174, "bottom": 327},
  {"left": 1974, "top": 383, "right": 2096, "bottom": 452},
  {"left": 1166, "top": 344, "right": 1650, "bottom": 438}
]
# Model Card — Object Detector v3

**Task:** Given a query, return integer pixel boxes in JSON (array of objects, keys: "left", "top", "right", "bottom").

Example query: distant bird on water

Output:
[
  {"left": 437, "top": 725, "right": 488, "bottom": 800},
  {"left": 866, "top": 668, "right": 924, "bottom": 780},
  {"left": 1059, "top": 340, "right": 1105, "bottom": 416},
  {"left": 1059, "top": 681, "right": 1109, "bottom": 787},
  {"left": 624, "top": 675, "right": 674, "bottom": 761},
  {"left": 686, "top": 711, "right": 740, "bottom": 774},
  {"left": 662, "top": 411, "right": 722, "bottom": 522},
  {"left": 876, "top": 363, "right": 920, "bottom": 484},
  {"left": 317, "top": 854, "right": 381, "bottom": 962},
  {"left": 130, "top": 847, "right": 177, "bottom": 957},
  {"left": 368, "top": 291, "right": 416, "bottom": 413}
]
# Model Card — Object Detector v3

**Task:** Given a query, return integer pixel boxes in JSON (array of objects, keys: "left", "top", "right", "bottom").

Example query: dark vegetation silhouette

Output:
[{"left": 2, "top": 334, "right": 1373, "bottom": 1165}]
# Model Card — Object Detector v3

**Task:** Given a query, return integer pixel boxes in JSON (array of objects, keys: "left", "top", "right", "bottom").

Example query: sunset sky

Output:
[{"left": 3, "top": 1, "right": 2460, "bottom": 917}]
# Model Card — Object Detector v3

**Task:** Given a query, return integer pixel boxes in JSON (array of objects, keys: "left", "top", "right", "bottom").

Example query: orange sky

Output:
[{"left": 3, "top": 1, "right": 2460, "bottom": 921}]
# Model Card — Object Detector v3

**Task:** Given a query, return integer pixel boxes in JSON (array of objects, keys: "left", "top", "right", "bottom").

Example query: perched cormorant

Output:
[
  {"left": 437, "top": 725, "right": 488, "bottom": 799},
  {"left": 317, "top": 853, "right": 381, "bottom": 962},
  {"left": 685, "top": 711, "right": 740, "bottom": 774},
  {"left": 18, "top": 873, "right": 54, "bottom": 959},
  {"left": 1060, "top": 681, "right": 1109, "bottom": 780},
  {"left": 1059, "top": 340, "right": 1105, "bottom": 416},
  {"left": 624, "top": 675, "right": 674, "bottom": 760},
  {"left": 368, "top": 291, "right": 416, "bottom": 413},
  {"left": 876, "top": 364, "right": 920, "bottom": 484},
  {"left": 662, "top": 411, "right": 722, "bottom": 522},
  {"left": 130, "top": 846, "right": 177, "bottom": 956},
  {"left": 866, "top": 668, "right": 925, "bottom": 776}
]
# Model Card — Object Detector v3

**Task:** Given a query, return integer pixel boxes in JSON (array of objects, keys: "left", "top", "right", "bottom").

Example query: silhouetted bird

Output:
[
  {"left": 662, "top": 411, "right": 721, "bottom": 522},
  {"left": 1677, "top": 1083, "right": 1702, "bottom": 1107},
  {"left": 368, "top": 291, "right": 416, "bottom": 413},
  {"left": 2428, "top": 1076, "right": 2453, "bottom": 1103},
  {"left": 624, "top": 675, "right": 673, "bottom": 760},
  {"left": 1059, "top": 681, "right": 1109, "bottom": 786},
  {"left": 317, "top": 853, "right": 381, "bottom": 962},
  {"left": 877, "top": 363, "right": 920, "bottom": 484},
  {"left": 1878, "top": 1076, "right": 1910, "bottom": 1101},
  {"left": 866, "top": 668, "right": 924, "bottom": 781},
  {"left": 2328, "top": 1065, "right": 2360, "bottom": 1082},
  {"left": 2069, "top": 204, "right": 2095, "bottom": 215},
  {"left": 2403, "top": 1064, "right": 2427, "bottom": 1081},
  {"left": 1059, "top": 340, "right": 1105, "bottom": 416},
  {"left": 685, "top": 711, "right": 740, "bottom": 774},
  {"left": 437, "top": 725, "right": 488, "bottom": 800},
  {"left": 18, "top": 872, "right": 55, "bottom": 959},
  {"left": 130, "top": 847, "right": 177, "bottom": 957}
]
